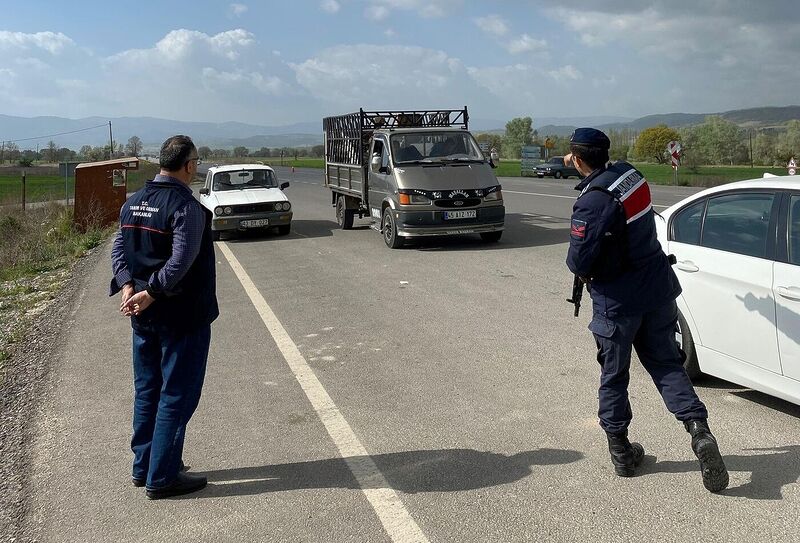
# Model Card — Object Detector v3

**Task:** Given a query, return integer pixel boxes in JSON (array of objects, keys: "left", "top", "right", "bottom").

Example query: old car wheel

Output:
[
  {"left": 382, "top": 208, "right": 404, "bottom": 249},
  {"left": 277, "top": 224, "right": 291, "bottom": 236},
  {"left": 677, "top": 310, "right": 701, "bottom": 379},
  {"left": 336, "top": 195, "right": 354, "bottom": 230},
  {"left": 554, "top": 171, "right": 563, "bottom": 179},
  {"left": 480, "top": 231, "right": 502, "bottom": 243}
]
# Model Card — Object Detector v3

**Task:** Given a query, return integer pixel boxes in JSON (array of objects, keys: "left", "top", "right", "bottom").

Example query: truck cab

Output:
[{"left": 324, "top": 108, "right": 505, "bottom": 248}]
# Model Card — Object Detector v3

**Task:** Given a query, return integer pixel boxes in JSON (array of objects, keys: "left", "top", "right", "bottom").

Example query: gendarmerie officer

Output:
[
  {"left": 565, "top": 128, "right": 728, "bottom": 492},
  {"left": 110, "top": 135, "right": 218, "bottom": 499}
]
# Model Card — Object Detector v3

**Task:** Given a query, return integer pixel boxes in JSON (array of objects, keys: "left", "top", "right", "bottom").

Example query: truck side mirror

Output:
[
  {"left": 199, "top": 187, "right": 210, "bottom": 195},
  {"left": 371, "top": 154, "right": 382, "bottom": 172},
  {"left": 488, "top": 159, "right": 497, "bottom": 169},
  {"left": 280, "top": 182, "right": 290, "bottom": 190}
]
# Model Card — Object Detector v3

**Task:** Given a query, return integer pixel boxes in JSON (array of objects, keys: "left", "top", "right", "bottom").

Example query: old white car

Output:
[
  {"left": 656, "top": 175, "right": 800, "bottom": 405},
  {"left": 199, "top": 164, "right": 292, "bottom": 240}
]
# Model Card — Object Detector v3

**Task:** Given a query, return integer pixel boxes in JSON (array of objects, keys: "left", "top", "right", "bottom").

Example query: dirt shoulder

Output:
[{"left": 0, "top": 243, "right": 107, "bottom": 543}]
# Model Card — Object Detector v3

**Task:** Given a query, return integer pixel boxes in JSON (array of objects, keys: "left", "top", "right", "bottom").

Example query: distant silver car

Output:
[
  {"left": 198, "top": 164, "right": 292, "bottom": 240},
  {"left": 535, "top": 156, "right": 580, "bottom": 179}
]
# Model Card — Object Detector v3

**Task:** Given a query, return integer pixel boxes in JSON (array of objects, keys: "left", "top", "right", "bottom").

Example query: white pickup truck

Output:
[{"left": 198, "top": 164, "right": 292, "bottom": 240}]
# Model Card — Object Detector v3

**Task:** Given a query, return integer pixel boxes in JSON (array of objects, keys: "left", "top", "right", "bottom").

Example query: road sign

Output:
[
  {"left": 667, "top": 141, "right": 682, "bottom": 156},
  {"left": 671, "top": 155, "right": 680, "bottom": 168},
  {"left": 521, "top": 145, "right": 543, "bottom": 176},
  {"left": 479, "top": 142, "right": 490, "bottom": 153},
  {"left": 790, "top": 168, "right": 797, "bottom": 176}
]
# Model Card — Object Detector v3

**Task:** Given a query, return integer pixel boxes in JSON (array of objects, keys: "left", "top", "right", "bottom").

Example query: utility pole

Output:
[
  {"left": 108, "top": 121, "right": 114, "bottom": 159},
  {"left": 749, "top": 129, "right": 754, "bottom": 168},
  {"left": 1, "top": 140, "right": 4, "bottom": 164}
]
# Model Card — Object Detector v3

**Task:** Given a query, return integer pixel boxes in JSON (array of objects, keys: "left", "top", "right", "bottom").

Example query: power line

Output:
[{"left": 1, "top": 123, "right": 109, "bottom": 144}]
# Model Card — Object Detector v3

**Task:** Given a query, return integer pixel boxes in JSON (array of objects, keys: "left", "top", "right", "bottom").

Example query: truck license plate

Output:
[
  {"left": 241, "top": 219, "right": 270, "bottom": 228},
  {"left": 444, "top": 210, "right": 477, "bottom": 220}
]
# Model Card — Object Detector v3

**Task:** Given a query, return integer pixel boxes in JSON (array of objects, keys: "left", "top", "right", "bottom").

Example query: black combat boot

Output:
[
  {"left": 685, "top": 420, "right": 729, "bottom": 493},
  {"left": 606, "top": 431, "right": 645, "bottom": 477}
]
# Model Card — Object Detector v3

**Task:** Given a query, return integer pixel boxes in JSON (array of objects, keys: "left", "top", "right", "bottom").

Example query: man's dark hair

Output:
[
  {"left": 159, "top": 135, "right": 196, "bottom": 171},
  {"left": 570, "top": 143, "right": 609, "bottom": 171}
]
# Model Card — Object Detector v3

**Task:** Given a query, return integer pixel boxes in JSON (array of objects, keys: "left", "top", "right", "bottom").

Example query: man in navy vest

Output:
[
  {"left": 110, "top": 135, "right": 219, "bottom": 499},
  {"left": 565, "top": 128, "right": 728, "bottom": 493}
]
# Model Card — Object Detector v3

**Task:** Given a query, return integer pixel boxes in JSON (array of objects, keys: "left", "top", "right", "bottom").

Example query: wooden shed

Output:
[{"left": 73, "top": 157, "right": 139, "bottom": 229}]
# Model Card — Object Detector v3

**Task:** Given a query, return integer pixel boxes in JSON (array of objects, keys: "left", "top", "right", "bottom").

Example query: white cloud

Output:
[
  {"left": 0, "top": 31, "right": 74, "bottom": 55},
  {"left": 363, "top": 0, "right": 461, "bottom": 20},
  {"left": 321, "top": 0, "right": 341, "bottom": 13},
  {"left": 291, "top": 44, "right": 484, "bottom": 109},
  {"left": 385, "top": 28, "right": 397, "bottom": 38},
  {"left": 229, "top": 3, "right": 248, "bottom": 17},
  {"left": 548, "top": 65, "right": 581, "bottom": 82},
  {"left": 506, "top": 34, "right": 547, "bottom": 55},
  {"left": 474, "top": 15, "right": 509, "bottom": 38}
]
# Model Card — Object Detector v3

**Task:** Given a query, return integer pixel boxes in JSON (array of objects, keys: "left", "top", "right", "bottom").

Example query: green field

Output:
[{"left": 0, "top": 162, "right": 160, "bottom": 205}]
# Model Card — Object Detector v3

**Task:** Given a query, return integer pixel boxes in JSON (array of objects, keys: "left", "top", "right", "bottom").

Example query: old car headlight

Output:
[
  {"left": 283, "top": 202, "right": 292, "bottom": 211},
  {"left": 214, "top": 206, "right": 224, "bottom": 216},
  {"left": 224, "top": 206, "right": 232, "bottom": 215}
]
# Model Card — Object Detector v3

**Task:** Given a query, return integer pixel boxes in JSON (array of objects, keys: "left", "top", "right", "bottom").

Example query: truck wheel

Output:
[
  {"left": 677, "top": 310, "right": 701, "bottom": 379},
  {"left": 211, "top": 230, "right": 221, "bottom": 241},
  {"left": 336, "top": 195, "right": 354, "bottom": 230},
  {"left": 382, "top": 208, "right": 404, "bottom": 249},
  {"left": 480, "top": 231, "right": 502, "bottom": 243},
  {"left": 554, "top": 171, "right": 563, "bottom": 179},
  {"left": 277, "top": 224, "right": 291, "bottom": 236}
]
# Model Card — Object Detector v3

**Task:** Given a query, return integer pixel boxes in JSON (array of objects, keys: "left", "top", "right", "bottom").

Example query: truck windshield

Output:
[
  {"left": 213, "top": 169, "right": 278, "bottom": 191},
  {"left": 390, "top": 132, "right": 484, "bottom": 164}
]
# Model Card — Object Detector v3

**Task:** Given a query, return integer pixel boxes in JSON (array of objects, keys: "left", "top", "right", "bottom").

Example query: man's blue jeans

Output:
[{"left": 131, "top": 324, "right": 211, "bottom": 489}]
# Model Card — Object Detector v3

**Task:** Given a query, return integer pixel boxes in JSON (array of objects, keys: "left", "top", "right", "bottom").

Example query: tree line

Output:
[{"left": 475, "top": 116, "right": 800, "bottom": 167}]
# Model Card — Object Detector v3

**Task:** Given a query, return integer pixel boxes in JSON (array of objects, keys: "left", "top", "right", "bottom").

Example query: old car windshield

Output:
[
  {"left": 390, "top": 132, "right": 484, "bottom": 164},
  {"left": 213, "top": 169, "right": 278, "bottom": 191}
]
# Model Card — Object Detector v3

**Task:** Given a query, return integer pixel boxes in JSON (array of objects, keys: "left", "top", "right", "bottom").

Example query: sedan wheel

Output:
[{"left": 554, "top": 171, "right": 562, "bottom": 179}]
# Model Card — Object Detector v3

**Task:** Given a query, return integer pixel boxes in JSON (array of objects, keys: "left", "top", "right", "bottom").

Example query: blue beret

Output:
[{"left": 570, "top": 128, "right": 610, "bottom": 149}]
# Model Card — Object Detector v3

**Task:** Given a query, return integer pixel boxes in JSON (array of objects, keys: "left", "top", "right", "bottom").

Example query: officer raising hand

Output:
[{"left": 565, "top": 128, "right": 728, "bottom": 493}]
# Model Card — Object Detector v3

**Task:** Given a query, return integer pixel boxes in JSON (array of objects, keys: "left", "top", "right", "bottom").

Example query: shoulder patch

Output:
[{"left": 571, "top": 218, "right": 587, "bottom": 240}]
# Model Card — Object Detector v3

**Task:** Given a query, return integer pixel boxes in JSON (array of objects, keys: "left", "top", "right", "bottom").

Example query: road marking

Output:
[
  {"left": 218, "top": 243, "right": 429, "bottom": 543},
  {"left": 503, "top": 189, "right": 668, "bottom": 209}
]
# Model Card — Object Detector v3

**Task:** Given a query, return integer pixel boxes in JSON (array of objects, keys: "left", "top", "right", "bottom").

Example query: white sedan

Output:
[
  {"left": 656, "top": 175, "right": 800, "bottom": 405},
  {"left": 199, "top": 164, "right": 292, "bottom": 240}
]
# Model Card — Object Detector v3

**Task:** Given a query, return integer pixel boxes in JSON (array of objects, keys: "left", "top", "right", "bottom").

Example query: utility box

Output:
[{"left": 74, "top": 157, "right": 139, "bottom": 229}]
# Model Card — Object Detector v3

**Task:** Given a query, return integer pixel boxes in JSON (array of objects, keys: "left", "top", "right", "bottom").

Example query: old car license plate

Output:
[
  {"left": 241, "top": 218, "right": 269, "bottom": 228},
  {"left": 444, "top": 210, "right": 477, "bottom": 220}
]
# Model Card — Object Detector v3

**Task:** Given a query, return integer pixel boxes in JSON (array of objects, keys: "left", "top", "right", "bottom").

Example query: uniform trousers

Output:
[
  {"left": 590, "top": 300, "right": 707, "bottom": 434},
  {"left": 130, "top": 324, "right": 211, "bottom": 489}
]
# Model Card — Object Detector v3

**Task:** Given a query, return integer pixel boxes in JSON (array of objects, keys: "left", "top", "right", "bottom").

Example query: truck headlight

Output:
[
  {"left": 398, "top": 191, "right": 431, "bottom": 205},
  {"left": 484, "top": 189, "right": 503, "bottom": 201}
]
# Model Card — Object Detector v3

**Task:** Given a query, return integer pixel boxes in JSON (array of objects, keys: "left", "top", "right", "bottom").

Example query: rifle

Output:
[{"left": 566, "top": 275, "right": 585, "bottom": 317}]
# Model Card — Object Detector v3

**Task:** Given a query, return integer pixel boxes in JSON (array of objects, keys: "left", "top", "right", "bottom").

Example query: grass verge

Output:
[{"left": 0, "top": 204, "right": 114, "bottom": 378}]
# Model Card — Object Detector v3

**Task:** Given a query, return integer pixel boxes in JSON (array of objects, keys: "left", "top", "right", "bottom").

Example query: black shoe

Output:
[
  {"left": 685, "top": 420, "right": 729, "bottom": 493},
  {"left": 607, "top": 431, "right": 645, "bottom": 477},
  {"left": 132, "top": 461, "right": 188, "bottom": 488},
  {"left": 145, "top": 472, "right": 207, "bottom": 500}
]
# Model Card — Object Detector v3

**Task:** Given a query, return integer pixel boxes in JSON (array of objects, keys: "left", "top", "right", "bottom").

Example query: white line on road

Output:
[
  {"left": 218, "top": 242, "right": 429, "bottom": 543},
  {"left": 503, "top": 189, "right": 669, "bottom": 209}
]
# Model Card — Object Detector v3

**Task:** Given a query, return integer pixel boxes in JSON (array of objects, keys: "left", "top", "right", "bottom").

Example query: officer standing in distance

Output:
[{"left": 565, "top": 128, "right": 728, "bottom": 492}]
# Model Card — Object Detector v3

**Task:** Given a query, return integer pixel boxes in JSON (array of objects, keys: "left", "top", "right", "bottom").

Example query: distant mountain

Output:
[
  {"left": 0, "top": 114, "right": 321, "bottom": 150},
  {"left": 2, "top": 106, "right": 798, "bottom": 151}
]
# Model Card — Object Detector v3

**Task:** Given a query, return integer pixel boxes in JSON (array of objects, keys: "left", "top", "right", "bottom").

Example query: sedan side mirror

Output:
[
  {"left": 280, "top": 182, "right": 290, "bottom": 190},
  {"left": 199, "top": 187, "right": 210, "bottom": 195}
]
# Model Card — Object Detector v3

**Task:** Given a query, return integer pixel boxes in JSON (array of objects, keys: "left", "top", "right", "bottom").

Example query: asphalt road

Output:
[{"left": 25, "top": 166, "right": 800, "bottom": 542}]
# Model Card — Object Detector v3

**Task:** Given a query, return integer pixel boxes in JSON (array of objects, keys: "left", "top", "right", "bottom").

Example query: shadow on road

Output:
[
  {"left": 404, "top": 213, "right": 570, "bottom": 252},
  {"left": 640, "top": 445, "right": 800, "bottom": 500},
  {"left": 223, "top": 219, "right": 340, "bottom": 243},
  {"left": 193, "top": 447, "right": 583, "bottom": 498}
]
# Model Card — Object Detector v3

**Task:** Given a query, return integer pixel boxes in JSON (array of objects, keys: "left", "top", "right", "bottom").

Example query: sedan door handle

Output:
[
  {"left": 777, "top": 286, "right": 800, "bottom": 301},
  {"left": 676, "top": 260, "right": 699, "bottom": 273}
]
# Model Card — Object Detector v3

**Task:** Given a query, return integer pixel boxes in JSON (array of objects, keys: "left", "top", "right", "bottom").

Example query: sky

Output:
[{"left": 1, "top": 0, "right": 799, "bottom": 126}]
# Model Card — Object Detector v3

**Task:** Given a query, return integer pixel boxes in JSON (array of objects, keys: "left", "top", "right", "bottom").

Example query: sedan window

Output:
[
  {"left": 672, "top": 199, "right": 706, "bottom": 245},
  {"left": 789, "top": 195, "right": 800, "bottom": 265},
  {"left": 701, "top": 193, "right": 775, "bottom": 258}
]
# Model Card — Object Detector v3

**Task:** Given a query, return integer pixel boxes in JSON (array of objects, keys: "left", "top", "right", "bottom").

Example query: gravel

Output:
[{"left": 0, "top": 244, "right": 106, "bottom": 543}]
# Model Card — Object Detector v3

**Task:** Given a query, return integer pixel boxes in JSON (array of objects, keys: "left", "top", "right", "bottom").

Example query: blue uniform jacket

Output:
[{"left": 566, "top": 162, "right": 681, "bottom": 320}]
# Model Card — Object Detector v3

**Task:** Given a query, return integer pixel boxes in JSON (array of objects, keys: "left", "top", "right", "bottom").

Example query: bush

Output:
[{"left": 17, "top": 158, "right": 33, "bottom": 167}]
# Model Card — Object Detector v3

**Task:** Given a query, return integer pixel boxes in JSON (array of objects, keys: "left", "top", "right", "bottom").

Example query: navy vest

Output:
[
  {"left": 580, "top": 162, "right": 680, "bottom": 316},
  {"left": 119, "top": 181, "right": 219, "bottom": 333}
]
